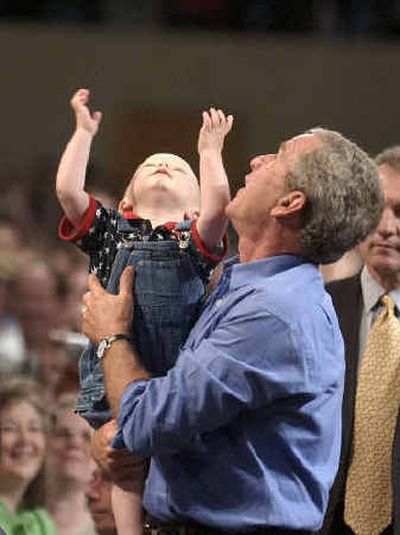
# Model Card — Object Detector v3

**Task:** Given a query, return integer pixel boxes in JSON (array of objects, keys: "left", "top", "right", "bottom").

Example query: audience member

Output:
[
  {"left": 64, "top": 262, "right": 91, "bottom": 333},
  {"left": 86, "top": 468, "right": 117, "bottom": 535},
  {"left": 9, "top": 255, "right": 59, "bottom": 372},
  {"left": 46, "top": 394, "right": 97, "bottom": 535},
  {"left": 0, "top": 375, "right": 56, "bottom": 535},
  {"left": 0, "top": 217, "right": 26, "bottom": 373},
  {"left": 0, "top": 277, "right": 26, "bottom": 374},
  {"left": 35, "top": 340, "right": 70, "bottom": 402},
  {"left": 319, "top": 145, "right": 400, "bottom": 535},
  {"left": 84, "top": 128, "right": 383, "bottom": 533}
]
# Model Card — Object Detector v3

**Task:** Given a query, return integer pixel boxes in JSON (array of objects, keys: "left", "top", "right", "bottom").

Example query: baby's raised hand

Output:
[
  {"left": 70, "top": 88, "right": 102, "bottom": 136},
  {"left": 198, "top": 107, "right": 233, "bottom": 154}
]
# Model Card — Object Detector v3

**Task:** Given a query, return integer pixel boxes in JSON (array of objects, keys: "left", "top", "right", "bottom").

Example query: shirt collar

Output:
[
  {"left": 121, "top": 210, "right": 178, "bottom": 230},
  {"left": 361, "top": 265, "right": 400, "bottom": 313},
  {"left": 122, "top": 209, "right": 141, "bottom": 220},
  {"left": 225, "top": 254, "right": 310, "bottom": 291}
]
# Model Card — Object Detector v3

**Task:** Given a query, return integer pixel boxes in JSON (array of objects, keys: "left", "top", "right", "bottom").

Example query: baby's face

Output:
[{"left": 125, "top": 153, "right": 200, "bottom": 210}]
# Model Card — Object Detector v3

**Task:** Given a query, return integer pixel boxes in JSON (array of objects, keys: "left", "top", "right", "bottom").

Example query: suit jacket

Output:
[{"left": 319, "top": 272, "right": 400, "bottom": 535}]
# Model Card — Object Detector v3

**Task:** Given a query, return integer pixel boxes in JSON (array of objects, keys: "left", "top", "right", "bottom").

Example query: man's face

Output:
[
  {"left": 358, "top": 164, "right": 400, "bottom": 283},
  {"left": 12, "top": 264, "right": 58, "bottom": 350},
  {"left": 226, "top": 134, "right": 319, "bottom": 229},
  {"left": 86, "top": 468, "right": 116, "bottom": 535}
]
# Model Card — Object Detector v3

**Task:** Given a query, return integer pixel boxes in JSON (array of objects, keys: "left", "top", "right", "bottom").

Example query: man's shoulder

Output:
[
  {"left": 244, "top": 264, "right": 327, "bottom": 326},
  {"left": 325, "top": 271, "right": 363, "bottom": 323},
  {"left": 325, "top": 271, "right": 362, "bottom": 298}
]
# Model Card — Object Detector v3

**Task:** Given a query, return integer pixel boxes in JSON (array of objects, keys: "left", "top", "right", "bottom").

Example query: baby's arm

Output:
[
  {"left": 56, "top": 88, "right": 102, "bottom": 227},
  {"left": 112, "top": 484, "right": 143, "bottom": 535},
  {"left": 196, "top": 108, "right": 233, "bottom": 251}
]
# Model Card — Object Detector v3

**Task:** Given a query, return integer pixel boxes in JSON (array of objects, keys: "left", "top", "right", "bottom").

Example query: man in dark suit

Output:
[{"left": 320, "top": 146, "right": 400, "bottom": 535}]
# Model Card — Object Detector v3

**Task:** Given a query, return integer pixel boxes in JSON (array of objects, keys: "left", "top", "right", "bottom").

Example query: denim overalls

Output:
[{"left": 76, "top": 218, "right": 210, "bottom": 428}]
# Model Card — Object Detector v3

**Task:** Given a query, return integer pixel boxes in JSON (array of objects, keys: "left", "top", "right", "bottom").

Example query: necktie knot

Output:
[{"left": 381, "top": 294, "right": 396, "bottom": 316}]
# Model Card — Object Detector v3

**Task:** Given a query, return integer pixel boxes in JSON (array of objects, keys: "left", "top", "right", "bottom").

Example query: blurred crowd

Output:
[
  {"left": 1, "top": 0, "right": 400, "bottom": 38},
  {"left": 0, "top": 376, "right": 116, "bottom": 534},
  {"left": 0, "top": 174, "right": 118, "bottom": 533},
  {"left": 0, "top": 177, "right": 118, "bottom": 400}
]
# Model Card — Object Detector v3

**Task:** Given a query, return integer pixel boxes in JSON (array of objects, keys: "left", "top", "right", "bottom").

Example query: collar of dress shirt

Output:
[
  {"left": 225, "top": 254, "right": 311, "bottom": 291},
  {"left": 361, "top": 266, "right": 400, "bottom": 314}
]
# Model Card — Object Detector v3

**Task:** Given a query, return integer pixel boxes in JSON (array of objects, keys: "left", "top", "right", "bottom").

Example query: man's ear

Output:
[
  {"left": 271, "top": 191, "right": 306, "bottom": 218},
  {"left": 118, "top": 198, "right": 134, "bottom": 213}
]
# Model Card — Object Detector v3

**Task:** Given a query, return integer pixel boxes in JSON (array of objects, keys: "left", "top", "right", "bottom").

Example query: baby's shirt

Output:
[{"left": 59, "top": 195, "right": 226, "bottom": 287}]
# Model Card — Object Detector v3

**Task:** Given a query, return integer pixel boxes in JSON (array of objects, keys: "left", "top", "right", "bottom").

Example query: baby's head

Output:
[{"left": 119, "top": 153, "right": 200, "bottom": 216}]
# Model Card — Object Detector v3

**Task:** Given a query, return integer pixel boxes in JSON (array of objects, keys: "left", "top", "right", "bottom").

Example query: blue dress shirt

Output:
[{"left": 114, "top": 255, "right": 345, "bottom": 531}]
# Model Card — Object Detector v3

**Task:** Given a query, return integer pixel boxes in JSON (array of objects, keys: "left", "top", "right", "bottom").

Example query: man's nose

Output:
[
  {"left": 86, "top": 476, "right": 101, "bottom": 500},
  {"left": 250, "top": 154, "right": 275, "bottom": 171},
  {"left": 250, "top": 156, "right": 263, "bottom": 171},
  {"left": 86, "top": 485, "right": 100, "bottom": 501},
  {"left": 377, "top": 207, "right": 397, "bottom": 237}
]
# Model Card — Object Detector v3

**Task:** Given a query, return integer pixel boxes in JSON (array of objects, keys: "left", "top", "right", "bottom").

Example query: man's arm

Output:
[
  {"left": 83, "top": 269, "right": 304, "bottom": 457},
  {"left": 82, "top": 268, "right": 150, "bottom": 418},
  {"left": 196, "top": 108, "right": 233, "bottom": 251},
  {"left": 56, "top": 88, "right": 102, "bottom": 226}
]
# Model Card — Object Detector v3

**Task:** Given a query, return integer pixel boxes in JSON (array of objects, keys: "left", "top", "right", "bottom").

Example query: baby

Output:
[{"left": 56, "top": 88, "right": 233, "bottom": 534}]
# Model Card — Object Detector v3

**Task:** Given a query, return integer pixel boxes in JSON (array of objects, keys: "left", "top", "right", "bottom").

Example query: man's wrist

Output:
[{"left": 97, "top": 334, "right": 133, "bottom": 360}]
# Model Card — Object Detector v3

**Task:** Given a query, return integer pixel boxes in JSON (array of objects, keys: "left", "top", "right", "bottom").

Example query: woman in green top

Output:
[{"left": 0, "top": 376, "right": 56, "bottom": 535}]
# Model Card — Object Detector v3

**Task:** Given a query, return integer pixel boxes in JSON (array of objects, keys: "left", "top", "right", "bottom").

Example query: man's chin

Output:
[{"left": 370, "top": 256, "right": 400, "bottom": 276}]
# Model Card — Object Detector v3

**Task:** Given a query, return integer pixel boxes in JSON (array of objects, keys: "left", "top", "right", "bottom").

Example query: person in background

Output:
[
  {"left": 83, "top": 128, "right": 383, "bottom": 534},
  {"left": 319, "top": 145, "right": 400, "bottom": 535},
  {"left": 46, "top": 393, "right": 97, "bottom": 535},
  {"left": 35, "top": 341, "right": 70, "bottom": 402},
  {"left": 9, "top": 254, "right": 59, "bottom": 373},
  {"left": 0, "top": 217, "right": 29, "bottom": 374},
  {"left": 86, "top": 468, "right": 117, "bottom": 535},
  {"left": 0, "top": 375, "right": 56, "bottom": 535}
]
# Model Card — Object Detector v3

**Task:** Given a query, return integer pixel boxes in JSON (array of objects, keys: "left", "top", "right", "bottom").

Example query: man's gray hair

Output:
[
  {"left": 286, "top": 128, "right": 384, "bottom": 264},
  {"left": 375, "top": 145, "right": 400, "bottom": 171}
]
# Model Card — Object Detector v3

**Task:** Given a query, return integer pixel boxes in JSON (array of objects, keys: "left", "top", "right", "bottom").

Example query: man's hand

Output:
[
  {"left": 82, "top": 266, "right": 134, "bottom": 346},
  {"left": 198, "top": 107, "right": 233, "bottom": 155},
  {"left": 71, "top": 88, "right": 102, "bottom": 136},
  {"left": 91, "top": 420, "right": 146, "bottom": 490}
]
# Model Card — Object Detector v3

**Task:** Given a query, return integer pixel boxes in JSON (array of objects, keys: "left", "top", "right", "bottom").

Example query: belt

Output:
[{"left": 144, "top": 516, "right": 314, "bottom": 535}]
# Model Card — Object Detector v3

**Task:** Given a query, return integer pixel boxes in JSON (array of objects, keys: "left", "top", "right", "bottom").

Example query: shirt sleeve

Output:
[
  {"left": 190, "top": 219, "right": 228, "bottom": 264},
  {"left": 113, "top": 301, "right": 310, "bottom": 456},
  {"left": 58, "top": 194, "right": 98, "bottom": 244},
  {"left": 58, "top": 196, "right": 117, "bottom": 256}
]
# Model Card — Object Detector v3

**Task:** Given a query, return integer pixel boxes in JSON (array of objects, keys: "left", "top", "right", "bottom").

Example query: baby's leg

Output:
[
  {"left": 111, "top": 449, "right": 147, "bottom": 535},
  {"left": 112, "top": 484, "right": 143, "bottom": 535}
]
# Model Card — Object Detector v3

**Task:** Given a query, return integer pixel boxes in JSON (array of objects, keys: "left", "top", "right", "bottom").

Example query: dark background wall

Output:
[{"left": 0, "top": 20, "right": 399, "bottom": 238}]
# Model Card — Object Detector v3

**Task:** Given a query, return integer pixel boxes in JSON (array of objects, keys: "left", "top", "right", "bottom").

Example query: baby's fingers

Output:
[
  {"left": 226, "top": 114, "right": 234, "bottom": 132},
  {"left": 202, "top": 110, "right": 212, "bottom": 129},
  {"left": 209, "top": 107, "right": 221, "bottom": 126},
  {"left": 71, "top": 88, "right": 89, "bottom": 107}
]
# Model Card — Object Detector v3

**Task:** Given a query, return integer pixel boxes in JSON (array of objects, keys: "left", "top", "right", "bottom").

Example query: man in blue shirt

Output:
[{"left": 82, "top": 128, "right": 384, "bottom": 534}]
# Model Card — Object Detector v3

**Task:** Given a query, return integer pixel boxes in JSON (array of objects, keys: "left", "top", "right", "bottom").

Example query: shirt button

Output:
[{"left": 215, "top": 299, "right": 223, "bottom": 308}]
